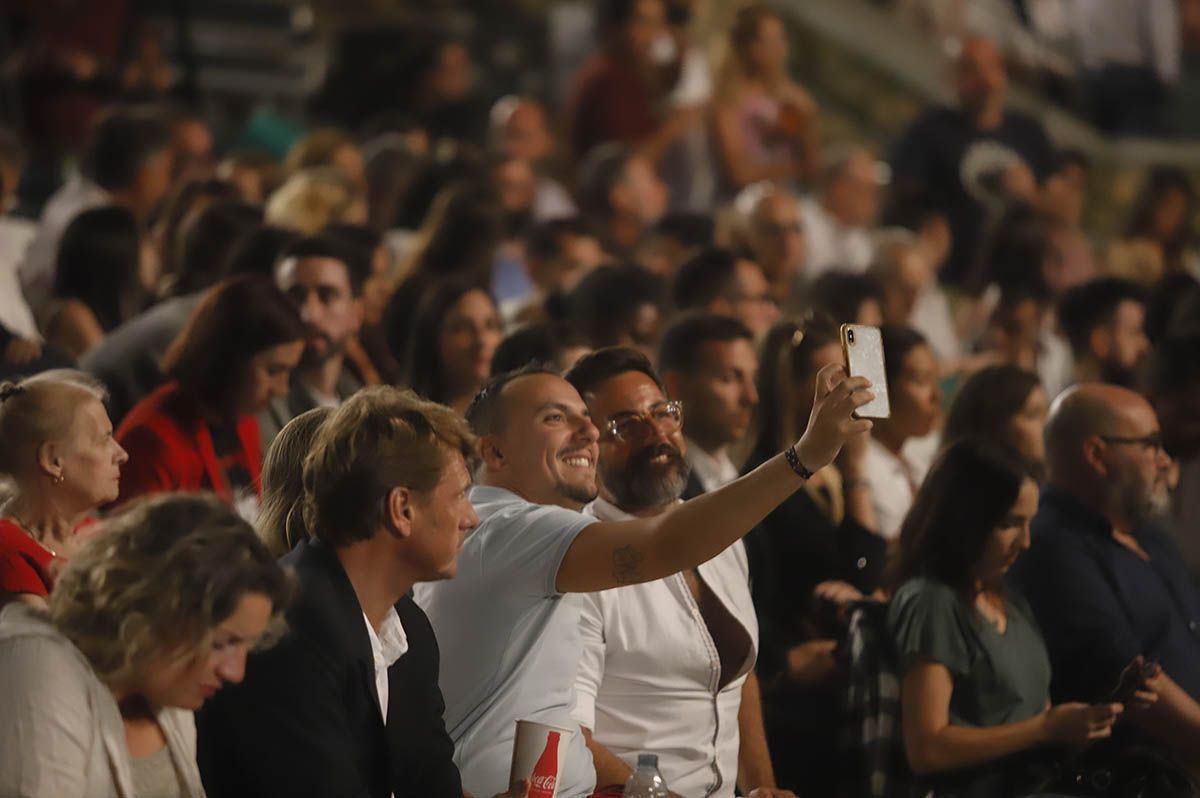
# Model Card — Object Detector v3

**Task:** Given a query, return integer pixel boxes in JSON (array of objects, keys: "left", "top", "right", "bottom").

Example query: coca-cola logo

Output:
[{"left": 530, "top": 774, "right": 557, "bottom": 791}]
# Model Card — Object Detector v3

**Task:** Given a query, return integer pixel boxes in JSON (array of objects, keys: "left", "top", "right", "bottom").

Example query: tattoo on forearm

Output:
[{"left": 612, "top": 544, "right": 643, "bottom": 585}]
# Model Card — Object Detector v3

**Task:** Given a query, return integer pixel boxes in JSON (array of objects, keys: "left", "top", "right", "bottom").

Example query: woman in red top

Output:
[
  {"left": 116, "top": 275, "right": 306, "bottom": 516},
  {"left": 0, "top": 370, "right": 128, "bottom": 606}
]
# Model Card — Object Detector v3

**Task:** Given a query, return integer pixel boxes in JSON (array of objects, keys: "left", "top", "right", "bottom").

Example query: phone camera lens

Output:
[{"left": 847, "top": 329, "right": 855, "bottom": 344}]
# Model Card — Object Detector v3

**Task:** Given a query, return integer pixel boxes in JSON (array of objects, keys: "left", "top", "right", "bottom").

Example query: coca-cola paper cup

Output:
[{"left": 509, "top": 719, "right": 574, "bottom": 798}]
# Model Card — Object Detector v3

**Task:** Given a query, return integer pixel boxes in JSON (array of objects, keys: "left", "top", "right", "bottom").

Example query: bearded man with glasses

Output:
[
  {"left": 563, "top": 347, "right": 795, "bottom": 798},
  {"left": 1011, "top": 383, "right": 1200, "bottom": 771}
]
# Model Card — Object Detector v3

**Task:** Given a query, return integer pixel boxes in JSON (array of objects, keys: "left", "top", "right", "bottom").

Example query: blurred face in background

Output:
[
  {"left": 1007, "top": 384, "right": 1049, "bottom": 468},
  {"left": 953, "top": 38, "right": 1007, "bottom": 118},
  {"left": 749, "top": 192, "right": 805, "bottom": 290},
  {"left": 670, "top": 337, "right": 759, "bottom": 452},
  {"left": 1094, "top": 299, "right": 1150, "bottom": 387},
  {"left": 276, "top": 256, "right": 364, "bottom": 367},
  {"left": 726, "top": 258, "right": 780, "bottom": 340},
  {"left": 747, "top": 12, "right": 787, "bottom": 81},
  {"left": 439, "top": 290, "right": 503, "bottom": 395},
  {"left": 622, "top": 0, "right": 668, "bottom": 67},
  {"left": 888, "top": 343, "right": 942, "bottom": 441},
  {"left": 500, "top": 100, "right": 554, "bottom": 165},
  {"left": 612, "top": 156, "right": 668, "bottom": 228},
  {"left": 235, "top": 340, "right": 304, "bottom": 416}
]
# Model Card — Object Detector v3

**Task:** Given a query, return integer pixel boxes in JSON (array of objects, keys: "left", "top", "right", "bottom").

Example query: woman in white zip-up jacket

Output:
[{"left": 0, "top": 493, "right": 293, "bottom": 798}]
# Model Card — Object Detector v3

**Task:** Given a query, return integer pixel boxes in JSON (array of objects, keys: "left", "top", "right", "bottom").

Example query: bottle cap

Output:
[{"left": 636, "top": 753, "right": 658, "bottom": 768}]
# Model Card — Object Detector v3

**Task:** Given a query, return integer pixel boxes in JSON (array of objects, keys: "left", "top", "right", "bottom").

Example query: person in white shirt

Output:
[
  {"left": 564, "top": 347, "right": 793, "bottom": 798},
  {"left": 658, "top": 313, "right": 760, "bottom": 498},
  {"left": 19, "top": 106, "right": 173, "bottom": 317},
  {"left": 862, "top": 325, "right": 943, "bottom": 539},
  {"left": 417, "top": 357, "right": 874, "bottom": 798},
  {"left": 798, "top": 148, "right": 884, "bottom": 283}
]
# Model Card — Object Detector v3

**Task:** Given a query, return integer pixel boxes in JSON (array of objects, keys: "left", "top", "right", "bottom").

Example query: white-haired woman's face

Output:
[
  {"left": 137, "top": 592, "right": 275, "bottom": 710},
  {"left": 54, "top": 399, "right": 127, "bottom": 510}
]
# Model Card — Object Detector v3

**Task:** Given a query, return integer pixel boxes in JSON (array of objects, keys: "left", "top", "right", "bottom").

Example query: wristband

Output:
[{"left": 784, "top": 445, "right": 815, "bottom": 480}]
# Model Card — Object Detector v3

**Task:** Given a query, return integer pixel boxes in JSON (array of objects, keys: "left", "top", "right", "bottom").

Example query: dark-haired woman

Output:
[
  {"left": 116, "top": 276, "right": 306, "bottom": 516},
  {"left": 888, "top": 438, "right": 1129, "bottom": 795},
  {"left": 405, "top": 281, "right": 503, "bottom": 415},
  {"left": 941, "top": 364, "right": 1048, "bottom": 477},
  {"left": 741, "top": 316, "right": 885, "bottom": 795}
]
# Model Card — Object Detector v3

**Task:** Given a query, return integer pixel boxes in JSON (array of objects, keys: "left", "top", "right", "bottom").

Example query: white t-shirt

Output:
[
  {"left": 415, "top": 486, "right": 597, "bottom": 798},
  {"left": 862, "top": 436, "right": 920, "bottom": 540},
  {"left": 798, "top": 196, "right": 875, "bottom": 282}
]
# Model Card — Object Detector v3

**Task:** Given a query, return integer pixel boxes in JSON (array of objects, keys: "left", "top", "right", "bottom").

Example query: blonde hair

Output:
[
  {"left": 50, "top": 493, "right": 294, "bottom": 688},
  {"left": 284, "top": 128, "right": 356, "bottom": 177},
  {"left": 0, "top": 370, "right": 108, "bottom": 478},
  {"left": 303, "top": 387, "right": 476, "bottom": 547},
  {"left": 258, "top": 407, "right": 333, "bottom": 556},
  {"left": 265, "top": 167, "right": 362, "bottom": 235}
]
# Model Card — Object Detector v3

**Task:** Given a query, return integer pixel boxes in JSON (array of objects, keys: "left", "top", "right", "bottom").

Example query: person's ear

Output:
[
  {"left": 1081, "top": 435, "right": 1110, "bottom": 479},
  {"left": 1089, "top": 326, "right": 1112, "bottom": 360},
  {"left": 479, "top": 435, "right": 505, "bottom": 470},
  {"left": 385, "top": 486, "right": 415, "bottom": 540},
  {"left": 35, "top": 441, "right": 63, "bottom": 482}
]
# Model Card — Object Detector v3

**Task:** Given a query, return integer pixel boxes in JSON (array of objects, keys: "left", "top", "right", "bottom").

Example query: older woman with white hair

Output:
[
  {"left": 0, "top": 370, "right": 128, "bottom": 607},
  {"left": 0, "top": 493, "right": 294, "bottom": 797}
]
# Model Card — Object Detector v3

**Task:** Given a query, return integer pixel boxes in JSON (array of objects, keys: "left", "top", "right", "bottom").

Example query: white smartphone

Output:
[{"left": 840, "top": 324, "right": 891, "bottom": 419}]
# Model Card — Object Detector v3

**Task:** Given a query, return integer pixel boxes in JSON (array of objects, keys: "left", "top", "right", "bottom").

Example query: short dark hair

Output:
[
  {"left": 597, "top": 0, "right": 643, "bottom": 33},
  {"left": 654, "top": 212, "right": 715, "bottom": 251},
  {"left": 323, "top": 222, "right": 383, "bottom": 290},
  {"left": 492, "top": 321, "right": 589, "bottom": 375},
  {"left": 525, "top": 217, "right": 597, "bottom": 262},
  {"left": 1057, "top": 277, "right": 1147, "bottom": 358},
  {"left": 1147, "top": 332, "right": 1200, "bottom": 397},
  {"left": 659, "top": 313, "right": 753, "bottom": 375},
  {"left": 806, "top": 272, "right": 884, "bottom": 326},
  {"left": 162, "top": 275, "right": 307, "bottom": 411},
  {"left": 466, "top": 363, "right": 562, "bottom": 437},
  {"left": 226, "top": 225, "right": 300, "bottom": 279},
  {"left": 975, "top": 203, "right": 1051, "bottom": 297},
  {"left": 881, "top": 325, "right": 929, "bottom": 389},
  {"left": 888, "top": 437, "right": 1034, "bottom": 594},
  {"left": 578, "top": 143, "right": 635, "bottom": 217},
  {"left": 174, "top": 200, "right": 264, "bottom": 297},
  {"left": 1145, "top": 272, "right": 1200, "bottom": 343},
  {"left": 565, "top": 346, "right": 664, "bottom": 398},
  {"left": 942, "top": 364, "right": 1042, "bottom": 462},
  {"left": 879, "top": 186, "right": 945, "bottom": 233},
  {"left": 672, "top": 247, "right": 739, "bottom": 310},
  {"left": 54, "top": 205, "right": 142, "bottom": 331},
  {"left": 82, "top": 106, "right": 172, "bottom": 191},
  {"left": 278, "top": 234, "right": 368, "bottom": 295},
  {"left": 568, "top": 264, "right": 667, "bottom": 348}
]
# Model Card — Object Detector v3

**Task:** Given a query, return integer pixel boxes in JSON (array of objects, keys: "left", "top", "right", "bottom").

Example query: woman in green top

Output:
[{"left": 886, "top": 438, "right": 1127, "bottom": 795}]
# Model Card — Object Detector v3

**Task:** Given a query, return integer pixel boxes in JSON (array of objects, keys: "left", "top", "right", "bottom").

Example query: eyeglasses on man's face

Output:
[
  {"left": 1099, "top": 432, "right": 1165, "bottom": 455},
  {"left": 604, "top": 400, "right": 684, "bottom": 443}
]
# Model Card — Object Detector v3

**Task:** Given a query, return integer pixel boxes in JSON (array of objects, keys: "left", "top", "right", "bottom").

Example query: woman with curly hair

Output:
[{"left": 0, "top": 493, "right": 293, "bottom": 797}]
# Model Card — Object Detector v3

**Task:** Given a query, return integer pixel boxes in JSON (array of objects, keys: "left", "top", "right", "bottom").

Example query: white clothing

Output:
[
  {"left": 798, "top": 196, "right": 874, "bottom": 282},
  {"left": 362, "top": 608, "right": 409, "bottom": 724},
  {"left": 685, "top": 440, "right": 740, "bottom": 493},
  {"left": 1072, "top": 0, "right": 1181, "bottom": 83},
  {"left": 910, "top": 284, "right": 961, "bottom": 362},
  {"left": 862, "top": 436, "right": 919, "bottom": 540},
  {"left": 19, "top": 175, "right": 109, "bottom": 317},
  {"left": 573, "top": 498, "right": 757, "bottom": 798},
  {"left": 0, "top": 217, "right": 39, "bottom": 339}
]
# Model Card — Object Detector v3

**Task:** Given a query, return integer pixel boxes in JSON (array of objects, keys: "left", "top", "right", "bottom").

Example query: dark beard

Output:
[
  {"left": 1099, "top": 359, "right": 1140, "bottom": 390},
  {"left": 554, "top": 478, "right": 599, "bottom": 505},
  {"left": 602, "top": 442, "right": 689, "bottom": 513}
]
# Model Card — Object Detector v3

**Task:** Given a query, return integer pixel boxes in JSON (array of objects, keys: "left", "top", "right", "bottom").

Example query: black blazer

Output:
[{"left": 196, "top": 539, "right": 462, "bottom": 798}]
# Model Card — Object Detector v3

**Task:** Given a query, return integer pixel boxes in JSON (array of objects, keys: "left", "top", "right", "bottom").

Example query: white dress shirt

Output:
[
  {"left": 798, "top": 196, "right": 874, "bottom": 282},
  {"left": 573, "top": 497, "right": 758, "bottom": 798},
  {"left": 362, "top": 608, "right": 409, "bottom": 724},
  {"left": 862, "top": 436, "right": 919, "bottom": 540},
  {"left": 684, "top": 440, "right": 740, "bottom": 494}
]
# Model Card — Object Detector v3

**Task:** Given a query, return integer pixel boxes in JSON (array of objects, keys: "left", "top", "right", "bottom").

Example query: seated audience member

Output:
[
  {"left": 576, "top": 143, "right": 669, "bottom": 261},
  {"left": 739, "top": 317, "right": 884, "bottom": 794},
  {"left": 405, "top": 281, "right": 504, "bottom": 415},
  {"left": 417, "top": 360, "right": 873, "bottom": 797},
  {"left": 798, "top": 147, "right": 883, "bottom": 282},
  {"left": 489, "top": 95, "right": 576, "bottom": 221},
  {"left": 257, "top": 407, "right": 332, "bottom": 556},
  {"left": 1041, "top": 150, "right": 1097, "bottom": 294},
  {"left": 980, "top": 265, "right": 1072, "bottom": 401},
  {"left": 151, "top": 177, "right": 240, "bottom": 282},
  {"left": 862, "top": 326, "right": 942, "bottom": 540},
  {"left": 260, "top": 235, "right": 367, "bottom": 447},
  {"left": 1057, "top": 277, "right": 1150, "bottom": 388},
  {"left": 198, "top": 388, "right": 519, "bottom": 798},
  {"left": 1146, "top": 333, "right": 1200, "bottom": 581},
  {"left": 0, "top": 494, "right": 292, "bottom": 798},
  {"left": 643, "top": 212, "right": 717, "bottom": 277},
  {"left": 567, "top": 264, "right": 669, "bottom": 364},
  {"left": 45, "top": 205, "right": 150, "bottom": 359},
  {"left": 672, "top": 247, "right": 780, "bottom": 342},
  {"left": 658, "top": 314, "right": 759, "bottom": 497},
  {"left": 20, "top": 106, "right": 173, "bottom": 316},
  {"left": 116, "top": 276, "right": 306, "bottom": 514},
  {"left": 879, "top": 187, "right": 952, "bottom": 282},
  {"left": 80, "top": 200, "right": 263, "bottom": 424},
  {"left": 870, "top": 229, "right": 961, "bottom": 366},
  {"left": 564, "top": 348, "right": 792, "bottom": 798},
  {"left": 804, "top": 272, "right": 885, "bottom": 328},
  {"left": 225, "top": 225, "right": 300, "bottom": 279},
  {"left": 384, "top": 181, "right": 503, "bottom": 364},
  {"left": 1105, "top": 167, "right": 1196, "bottom": 287},
  {"left": 266, "top": 167, "right": 368, "bottom": 235},
  {"left": 0, "top": 371, "right": 127, "bottom": 605},
  {"left": 1011, "top": 384, "right": 1200, "bottom": 765},
  {"left": 283, "top": 127, "right": 367, "bottom": 192},
  {"left": 165, "top": 106, "right": 217, "bottom": 182},
  {"left": 735, "top": 183, "right": 806, "bottom": 305},
  {"left": 889, "top": 439, "right": 1126, "bottom": 793},
  {"left": 492, "top": 321, "right": 592, "bottom": 375},
  {"left": 217, "top": 149, "right": 283, "bottom": 204},
  {"left": 941, "top": 364, "right": 1048, "bottom": 476},
  {"left": 712, "top": 4, "right": 819, "bottom": 196},
  {"left": 506, "top": 217, "right": 606, "bottom": 325}
]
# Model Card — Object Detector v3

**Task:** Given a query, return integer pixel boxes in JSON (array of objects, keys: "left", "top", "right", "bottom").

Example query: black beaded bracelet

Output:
[{"left": 784, "top": 445, "right": 815, "bottom": 480}]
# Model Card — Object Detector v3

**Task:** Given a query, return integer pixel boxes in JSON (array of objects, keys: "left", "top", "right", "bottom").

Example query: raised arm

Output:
[{"left": 556, "top": 365, "right": 872, "bottom": 593}]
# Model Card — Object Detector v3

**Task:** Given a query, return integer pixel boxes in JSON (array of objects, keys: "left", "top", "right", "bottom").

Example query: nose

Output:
[
  {"left": 1020, "top": 522, "right": 1032, "bottom": 551},
  {"left": 463, "top": 504, "right": 479, "bottom": 531},
  {"left": 577, "top": 415, "right": 600, "bottom": 444},
  {"left": 216, "top": 648, "right": 247, "bottom": 685},
  {"left": 743, "top": 376, "right": 759, "bottom": 408},
  {"left": 114, "top": 441, "right": 129, "bottom": 465}
]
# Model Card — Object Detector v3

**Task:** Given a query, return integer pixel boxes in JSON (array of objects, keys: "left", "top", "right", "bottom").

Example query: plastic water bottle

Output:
[{"left": 623, "top": 753, "right": 669, "bottom": 798}]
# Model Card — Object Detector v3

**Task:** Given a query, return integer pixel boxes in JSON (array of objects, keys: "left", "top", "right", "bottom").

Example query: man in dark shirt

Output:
[
  {"left": 1011, "top": 383, "right": 1200, "bottom": 764},
  {"left": 890, "top": 36, "right": 1058, "bottom": 287}
]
